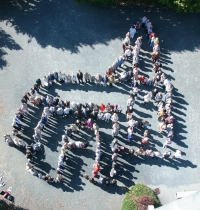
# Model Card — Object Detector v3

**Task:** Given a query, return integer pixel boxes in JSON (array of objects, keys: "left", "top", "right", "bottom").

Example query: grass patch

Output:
[{"left": 121, "top": 183, "right": 161, "bottom": 210}]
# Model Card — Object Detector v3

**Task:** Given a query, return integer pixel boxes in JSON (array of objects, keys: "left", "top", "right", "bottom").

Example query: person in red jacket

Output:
[
  {"left": 99, "top": 103, "right": 105, "bottom": 112},
  {"left": 93, "top": 162, "right": 100, "bottom": 172}
]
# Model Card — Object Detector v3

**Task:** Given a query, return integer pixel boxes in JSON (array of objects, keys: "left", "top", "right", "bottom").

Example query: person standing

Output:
[
  {"left": 108, "top": 75, "right": 115, "bottom": 87},
  {"left": 172, "top": 150, "right": 182, "bottom": 159},
  {"left": 129, "top": 25, "right": 136, "bottom": 39},
  {"left": 84, "top": 72, "right": 91, "bottom": 83},
  {"left": 77, "top": 70, "right": 83, "bottom": 84},
  {"left": 141, "top": 15, "right": 147, "bottom": 28},
  {"left": 163, "top": 138, "right": 172, "bottom": 149},
  {"left": 144, "top": 93, "right": 151, "bottom": 105}
]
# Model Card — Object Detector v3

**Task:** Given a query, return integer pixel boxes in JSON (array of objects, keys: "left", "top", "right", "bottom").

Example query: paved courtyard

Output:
[{"left": 0, "top": 0, "right": 200, "bottom": 209}]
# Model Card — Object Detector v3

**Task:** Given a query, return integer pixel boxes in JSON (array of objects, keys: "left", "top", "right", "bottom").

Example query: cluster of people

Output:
[
  {"left": 4, "top": 15, "right": 184, "bottom": 189},
  {"left": 111, "top": 15, "right": 182, "bottom": 160},
  {"left": 146, "top": 16, "right": 181, "bottom": 159},
  {"left": 130, "top": 15, "right": 182, "bottom": 159},
  {"left": 12, "top": 82, "right": 126, "bottom": 183}
]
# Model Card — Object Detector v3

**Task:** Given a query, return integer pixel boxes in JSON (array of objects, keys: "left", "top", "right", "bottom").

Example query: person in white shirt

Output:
[
  {"left": 71, "top": 74, "right": 77, "bottom": 84},
  {"left": 116, "top": 105, "right": 122, "bottom": 113},
  {"left": 43, "top": 107, "right": 51, "bottom": 118},
  {"left": 123, "top": 36, "right": 130, "bottom": 46},
  {"left": 120, "top": 71, "right": 127, "bottom": 83},
  {"left": 56, "top": 107, "right": 64, "bottom": 116},
  {"left": 64, "top": 107, "right": 71, "bottom": 117},
  {"left": 97, "top": 112, "right": 104, "bottom": 120},
  {"left": 28, "top": 168, "right": 38, "bottom": 176},
  {"left": 127, "top": 97, "right": 135, "bottom": 107},
  {"left": 165, "top": 83, "right": 173, "bottom": 92},
  {"left": 111, "top": 113, "right": 119, "bottom": 123},
  {"left": 127, "top": 126, "right": 133, "bottom": 135},
  {"left": 110, "top": 168, "right": 117, "bottom": 177},
  {"left": 124, "top": 48, "right": 132, "bottom": 60},
  {"left": 71, "top": 102, "right": 77, "bottom": 110},
  {"left": 163, "top": 78, "right": 171, "bottom": 87},
  {"left": 172, "top": 150, "right": 182, "bottom": 159},
  {"left": 75, "top": 141, "right": 84, "bottom": 148},
  {"left": 49, "top": 106, "right": 56, "bottom": 115},
  {"left": 129, "top": 26, "right": 136, "bottom": 39},
  {"left": 104, "top": 112, "right": 111, "bottom": 122},
  {"left": 43, "top": 76, "right": 49, "bottom": 88},
  {"left": 133, "top": 45, "right": 140, "bottom": 56},
  {"left": 128, "top": 118, "right": 137, "bottom": 127},
  {"left": 132, "top": 87, "right": 140, "bottom": 98},
  {"left": 152, "top": 151, "right": 161, "bottom": 159},
  {"left": 144, "top": 93, "right": 151, "bottom": 105}
]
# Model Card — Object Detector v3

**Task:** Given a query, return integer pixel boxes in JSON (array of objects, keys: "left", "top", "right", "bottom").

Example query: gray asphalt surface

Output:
[{"left": 0, "top": 0, "right": 200, "bottom": 209}]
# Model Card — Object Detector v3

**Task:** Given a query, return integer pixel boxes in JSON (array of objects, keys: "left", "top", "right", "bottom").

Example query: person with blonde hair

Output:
[
  {"left": 108, "top": 75, "right": 115, "bottom": 87},
  {"left": 143, "top": 130, "right": 148, "bottom": 137},
  {"left": 158, "top": 121, "right": 166, "bottom": 133},
  {"left": 61, "top": 144, "right": 67, "bottom": 155},
  {"left": 154, "top": 37, "right": 159, "bottom": 45},
  {"left": 56, "top": 174, "right": 63, "bottom": 182}
]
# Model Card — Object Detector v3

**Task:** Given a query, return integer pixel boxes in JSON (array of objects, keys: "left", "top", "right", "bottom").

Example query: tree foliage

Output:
[{"left": 75, "top": 0, "right": 200, "bottom": 12}]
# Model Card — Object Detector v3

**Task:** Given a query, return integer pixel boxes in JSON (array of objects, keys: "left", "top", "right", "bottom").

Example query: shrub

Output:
[
  {"left": 137, "top": 195, "right": 154, "bottom": 210},
  {"left": 121, "top": 183, "right": 161, "bottom": 210}
]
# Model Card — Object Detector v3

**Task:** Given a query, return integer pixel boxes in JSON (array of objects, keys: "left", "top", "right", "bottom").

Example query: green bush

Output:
[{"left": 121, "top": 183, "right": 161, "bottom": 210}]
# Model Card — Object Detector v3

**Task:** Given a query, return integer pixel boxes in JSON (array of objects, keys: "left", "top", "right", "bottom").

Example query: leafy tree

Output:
[{"left": 74, "top": 0, "right": 200, "bottom": 12}]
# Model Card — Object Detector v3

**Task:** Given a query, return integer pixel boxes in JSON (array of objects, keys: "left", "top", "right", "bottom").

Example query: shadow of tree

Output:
[{"left": 0, "top": 28, "right": 22, "bottom": 69}]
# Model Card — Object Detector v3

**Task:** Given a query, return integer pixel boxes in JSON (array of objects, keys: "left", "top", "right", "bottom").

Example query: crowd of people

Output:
[
  {"left": 6, "top": 84, "right": 124, "bottom": 184},
  {"left": 122, "top": 15, "right": 182, "bottom": 159},
  {"left": 4, "top": 15, "right": 183, "bottom": 187}
]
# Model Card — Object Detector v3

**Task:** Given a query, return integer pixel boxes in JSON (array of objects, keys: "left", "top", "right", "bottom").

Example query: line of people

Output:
[{"left": 125, "top": 15, "right": 182, "bottom": 159}]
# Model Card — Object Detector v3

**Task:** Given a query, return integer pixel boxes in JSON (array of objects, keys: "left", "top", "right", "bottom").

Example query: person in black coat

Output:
[
  {"left": 36, "top": 78, "right": 42, "bottom": 88},
  {"left": 77, "top": 70, "right": 83, "bottom": 84}
]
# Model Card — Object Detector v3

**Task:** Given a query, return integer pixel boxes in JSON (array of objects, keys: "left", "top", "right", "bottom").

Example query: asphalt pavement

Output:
[{"left": 0, "top": 0, "right": 200, "bottom": 209}]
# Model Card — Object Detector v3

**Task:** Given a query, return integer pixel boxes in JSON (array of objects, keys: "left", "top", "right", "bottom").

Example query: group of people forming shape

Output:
[{"left": 4, "top": 15, "right": 183, "bottom": 187}]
